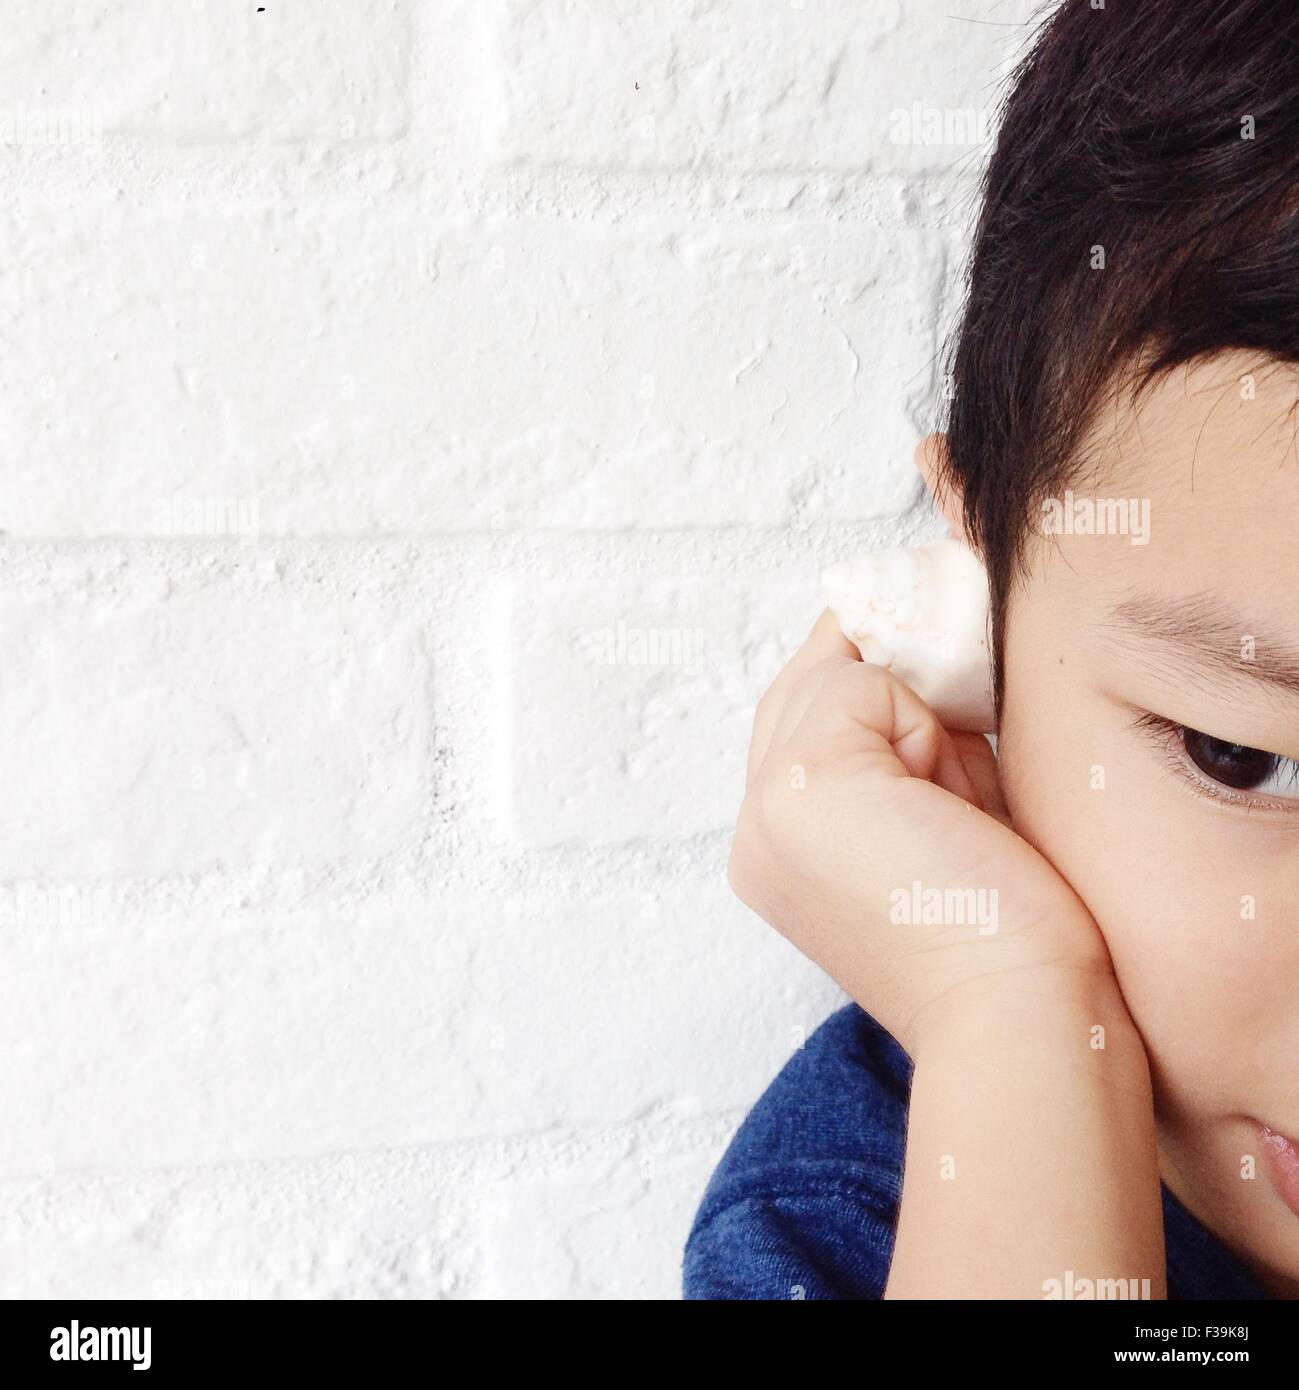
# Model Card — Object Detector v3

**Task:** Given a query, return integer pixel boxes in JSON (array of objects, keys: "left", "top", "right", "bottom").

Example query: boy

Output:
[{"left": 685, "top": 0, "right": 1299, "bottom": 1299}]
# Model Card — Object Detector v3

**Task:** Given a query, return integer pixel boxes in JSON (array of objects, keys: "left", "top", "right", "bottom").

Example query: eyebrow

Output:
[{"left": 1103, "top": 592, "right": 1299, "bottom": 701}]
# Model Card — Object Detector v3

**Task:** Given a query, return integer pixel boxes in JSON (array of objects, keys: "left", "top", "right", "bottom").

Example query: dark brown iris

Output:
[{"left": 1183, "top": 728, "right": 1277, "bottom": 791}]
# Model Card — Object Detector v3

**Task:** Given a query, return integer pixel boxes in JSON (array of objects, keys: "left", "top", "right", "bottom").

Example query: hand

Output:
[{"left": 728, "top": 611, "right": 1115, "bottom": 1056}]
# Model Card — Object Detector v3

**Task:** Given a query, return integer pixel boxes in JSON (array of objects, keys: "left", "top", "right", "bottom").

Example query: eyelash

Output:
[{"left": 1134, "top": 712, "right": 1299, "bottom": 815}]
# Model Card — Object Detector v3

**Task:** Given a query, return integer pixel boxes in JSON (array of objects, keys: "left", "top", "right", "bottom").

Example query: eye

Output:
[
  {"left": 1136, "top": 713, "right": 1299, "bottom": 807},
  {"left": 1181, "top": 727, "right": 1291, "bottom": 792}
]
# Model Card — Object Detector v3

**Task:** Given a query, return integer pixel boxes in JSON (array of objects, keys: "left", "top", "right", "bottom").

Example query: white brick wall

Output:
[{"left": 0, "top": 0, "right": 1038, "bottom": 1298}]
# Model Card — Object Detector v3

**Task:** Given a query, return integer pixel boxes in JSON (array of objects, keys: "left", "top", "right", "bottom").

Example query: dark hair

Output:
[{"left": 941, "top": 0, "right": 1299, "bottom": 717}]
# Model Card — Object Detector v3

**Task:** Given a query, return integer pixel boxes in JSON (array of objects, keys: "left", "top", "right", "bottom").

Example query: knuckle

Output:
[
  {"left": 725, "top": 833, "right": 751, "bottom": 903},
  {"left": 727, "top": 805, "right": 766, "bottom": 904},
  {"left": 817, "top": 659, "right": 880, "bottom": 710},
  {"left": 753, "top": 768, "right": 803, "bottom": 843},
  {"left": 752, "top": 683, "right": 779, "bottom": 726},
  {"left": 733, "top": 774, "right": 787, "bottom": 851}
]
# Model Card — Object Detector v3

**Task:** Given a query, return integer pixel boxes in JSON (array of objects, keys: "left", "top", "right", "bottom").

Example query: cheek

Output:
[{"left": 998, "top": 670, "right": 1285, "bottom": 1116}]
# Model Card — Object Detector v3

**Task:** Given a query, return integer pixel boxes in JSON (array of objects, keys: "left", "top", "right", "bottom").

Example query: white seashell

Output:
[{"left": 823, "top": 538, "right": 995, "bottom": 733}]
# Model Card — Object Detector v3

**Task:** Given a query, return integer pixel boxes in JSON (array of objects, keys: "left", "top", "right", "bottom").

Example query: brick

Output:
[
  {"left": 0, "top": 1149, "right": 468, "bottom": 1299},
  {"left": 0, "top": 904, "right": 472, "bottom": 1175},
  {"left": 0, "top": 886, "right": 841, "bottom": 1175},
  {"left": 0, "top": 570, "right": 431, "bottom": 879},
  {"left": 0, "top": 208, "right": 938, "bottom": 534},
  {"left": 487, "top": 0, "right": 1036, "bottom": 175},
  {"left": 506, "top": 568, "right": 824, "bottom": 843},
  {"left": 455, "top": 888, "right": 845, "bottom": 1134},
  {"left": 475, "top": 1147, "right": 721, "bottom": 1299},
  {"left": 0, "top": 1, "right": 410, "bottom": 145}
]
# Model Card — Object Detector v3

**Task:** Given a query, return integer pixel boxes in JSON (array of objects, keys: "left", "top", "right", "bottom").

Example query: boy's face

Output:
[{"left": 995, "top": 350, "right": 1299, "bottom": 1295}]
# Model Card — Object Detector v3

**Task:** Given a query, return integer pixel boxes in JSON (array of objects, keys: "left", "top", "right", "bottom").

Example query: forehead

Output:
[
  {"left": 1016, "top": 347, "right": 1299, "bottom": 683},
  {"left": 1088, "top": 351, "right": 1299, "bottom": 545},
  {"left": 1004, "top": 352, "right": 1299, "bottom": 752}
]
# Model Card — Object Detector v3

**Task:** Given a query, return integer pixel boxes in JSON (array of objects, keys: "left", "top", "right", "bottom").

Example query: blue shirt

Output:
[{"left": 683, "top": 1003, "right": 1268, "bottom": 1300}]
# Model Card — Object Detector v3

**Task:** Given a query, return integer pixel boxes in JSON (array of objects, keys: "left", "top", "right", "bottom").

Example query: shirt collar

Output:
[{"left": 1161, "top": 1182, "right": 1269, "bottom": 1300}]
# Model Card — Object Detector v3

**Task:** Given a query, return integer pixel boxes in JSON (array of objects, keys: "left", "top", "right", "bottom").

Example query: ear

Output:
[{"left": 914, "top": 432, "right": 968, "bottom": 543}]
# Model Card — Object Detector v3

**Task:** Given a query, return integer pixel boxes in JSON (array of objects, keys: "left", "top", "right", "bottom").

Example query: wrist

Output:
[{"left": 904, "top": 956, "right": 1143, "bottom": 1070}]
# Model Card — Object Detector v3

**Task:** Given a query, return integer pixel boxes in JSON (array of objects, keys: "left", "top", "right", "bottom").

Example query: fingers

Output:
[
  {"left": 747, "top": 609, "right": 859, "bottom": 787},
  {"left": 744, "top": 610, "right": 992, "bottom": 822},
  {"left": 950, "top": 731, "right": 1011, "bottom": 826},
  {"left": 761, "top": 654, "right": 859, "bottom": 772},
  {"left": 783, "top": 660, "right": 982, "bottom": 807}
]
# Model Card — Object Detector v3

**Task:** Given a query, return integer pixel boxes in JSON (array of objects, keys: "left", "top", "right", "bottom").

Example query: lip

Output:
[{"left": 1258, "top": 1123, "right": 1299, "bottom": 1218}]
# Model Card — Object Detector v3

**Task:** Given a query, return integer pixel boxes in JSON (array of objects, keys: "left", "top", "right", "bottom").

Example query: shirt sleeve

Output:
[
  {"left": 683, "top": 1180, "right": 898, "bottom": 1300},
  {"left": 681, "top": 1004, "right": 913, "bottom": 1301}
]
